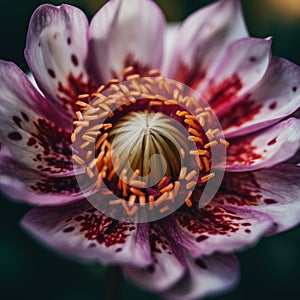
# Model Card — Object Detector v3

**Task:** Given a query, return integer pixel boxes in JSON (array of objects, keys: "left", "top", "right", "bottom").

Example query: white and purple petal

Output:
[
  {"left": 124, "top": 222, "right": 186, "bottom": 292},
  {"left": 204, "top": 37, "right": 272, "bottom": 115},
  {"left": 167, "top": 0, "right": 248, "bottom": 91},
  {"left": 226, "top": 118, "right": 300, "bottom": 171},
  {"left": 222, "top": 57, "right": 300, "bottom": 137},
  {"left": 215, "top": 164, "right": 300, "bottom": 234},
  {"left": 0, "top": 155, "right": 89, "bottom": 205},
  {"left": 22, "top": 201, "right": 151, "bottom": 267},
  {"left": 0, "top": 61, "right": 73, "bottom": 173},
  {"left": 173, "top": 204, "right": 273, "bottom": 258},
  {"left": 89, "top": 0, "right": 166, "bottom": 82},
  {"left": 25, "top": 4, "right": 93, "bottom": 119},
  {"left": 163, "top": 253, "right": 239, "bottom": 300}
]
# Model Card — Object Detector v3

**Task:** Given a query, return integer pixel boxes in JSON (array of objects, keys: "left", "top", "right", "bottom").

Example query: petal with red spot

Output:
[
  {"left": 226, "top": 118, "right": 300, "bottom": 171},
  {"left": 222, "top": 57, "right": 300, "bottom": 137},
  {"left": 22, "top": 200, "right": 151, "bottom": 267},
  {"left": 89, "top": 0, "right": 166, "bottom": 82},
  {"left": 25, "top": 4, "right": 94, "bottom": 118},
  {"left": 167, "top": 0, "right": 248, "bottom": 91}
]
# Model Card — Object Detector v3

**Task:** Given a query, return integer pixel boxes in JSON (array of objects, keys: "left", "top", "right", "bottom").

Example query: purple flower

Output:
[{"left": 0, "top": 0, "right": 300, "bottom": 299}]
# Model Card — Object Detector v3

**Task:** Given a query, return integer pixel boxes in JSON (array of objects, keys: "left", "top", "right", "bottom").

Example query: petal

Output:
[
  {"left": 25, "top": 4, "right": 94, "bottom": 118},
  {"left": 123, "top": 222, "right": 186, "bottom": 292},
  {"left": 161, "top": 24, "right": 179, "bottom": 74},
  {"left": 205, "top": 37, "right": 272, "bottom": 115},
  {"left": 167, "top": 0, "right": 248, "bottom": 91},
  {"left": 0, "top": 61, "right": 73, "bottom": 173},
  {"left": 89, "top": 0, "right": 166, "bottom": 82},
  {"left": 226, "top": 118, "right": 300, "bottom": 171},
  {"left": 21, "top": 201, "right": 151, "bottom": 267},
  {"left": 215, "top": 164, "right": 300, "bottom": 234},
  {"left": 0, "top": 155, "right": 86, "bottom": 205},
  {"left": 163, "top": 253, "right": 239, "bottom": 300},
  {"left": 174, "top": 204, "right": 272, "bottom": 258},
  {"left": 222, "top": 57, "right": 300, "bottom": 137}
]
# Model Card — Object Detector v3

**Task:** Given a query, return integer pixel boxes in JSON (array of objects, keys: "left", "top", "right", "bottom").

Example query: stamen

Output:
[
  {"left": 220, "top": 138, "right": 230, "bottom": 148},
  {"left": 160, "top": 183, "right": 174, "bottom": 194},
  {"left": 204, "top": 140, "right": 218, "bottom": 149},
  {"left": 130, "top": 187, "right": 145, "bottom": 196},
  {"left": 72, "top": 66, "right": 225, "bottom": 219},
  {"left": 72, "top": 154, "right": 84, "bottom": 165},
  {"left": 159, "top": 205, "right": 170, "bottom": 214},
  {"left": 155, "top": 192, "right": 169, "bottom": 207},
  {"left": 126, "top": 74, "right": 140, "bottom": 81},
  {"left": 201, "top": 173, "right": 215, "bottom": 182},
  {"left": 185, "top": 170, "right": 197, "bottom": 181}
]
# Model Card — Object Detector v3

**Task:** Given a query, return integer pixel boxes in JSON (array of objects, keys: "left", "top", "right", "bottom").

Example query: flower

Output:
[{"left": 0, "top": 0, "right": 300, "bottom": 299}]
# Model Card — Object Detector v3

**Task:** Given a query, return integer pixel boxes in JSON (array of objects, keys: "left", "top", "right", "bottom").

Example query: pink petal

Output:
[
  {"left": 222, "top": 57, "right": 300, "bottom": 137},
  {"left": 167, "top": 0, "right": 248, "bottom": 91},
  {"left": 21, "top": 201, "right": 151, "bottom": 267},
  {"left": 123, "top": 223, "right": 186, "bottom": 292},
  {"left": 163, "top": 253, "right": 239, "bottom": 300},
  {"left": 215, "top": 164, "right": 300, "bottom": 234},
  {"left": 204, "top": 37, "right": 272, "bottom": 115},
  {"left": 25, "top": 4, "right": 94, "bottom": 119},
  {"left": 0, "top": 155, "right": 87, "bottom": 205},
  {"left": 89, "top": 0, "right": 166, "bottom": 82},
  {"left": 226, "top": 118, "right": 300, "bottom": 171},
  {"left": 174, "top": 204, "right": 272, "bottom": 258},
  {"left": 161, "top": 24, "right": 179, "bottom": 74},
  {"left": 0, "top": 61, "right": 73, "bottom": 173}
]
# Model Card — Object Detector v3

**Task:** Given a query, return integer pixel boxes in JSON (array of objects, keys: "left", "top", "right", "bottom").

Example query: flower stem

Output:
[{"left": 106, "top": 265, "right": 122, "bottom": 300}]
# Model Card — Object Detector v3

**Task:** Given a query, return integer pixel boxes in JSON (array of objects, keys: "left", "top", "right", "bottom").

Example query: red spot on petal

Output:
[
  {"left": 207, "top": 74, "right": 243, "bottom": 112},
  {"left": 67, "top": 37, "right": 71, "bottom": 45},
  {"left": 267, "top": 138, "right": 277, "bottom": 146},
  {"left": 71, "top": 54, "right": 79, "bottom": 67},
  {"left": 176, "top": 204, "right": 246, "bottom": 237},
  {"left": 30, "top": 118, "right": 73, "bottom": 172},
  {"left": 13, "top": 116, "right": 22, "bottom": 128},
  {"left": 21, "top": 112, "right": 29, "bottom": 121},
  {"left": 269, "top": 102, "right": 277, "bottom": 110},
  {"left": 220, "top": 95, "right": 262, "bottom": 129},
  {"left": 245, "top": 229, "right": 251, "bottom": 234},
  {"left": 76, "top": 212, "right": 131, "bottom": 247},
  {"left": 215, "top": 172, "right": 262, "bottom": 206},
  {"left": 27, "top": 137, "right": 37, "bottom": 146},
  {"left": 8, "top": 132, "right": 22, "bottom": 141},
  {"left": 264, "top": 199, "right": 277, "bottom": 204},
  {"left": 48, "top": 68, "right": 56, "bottom": 79},
  {"left": 173, "top": 60, "right": 206, "bottom": 90},
  {"left": 196, "top": 235, "right": 209, "bottom": 242},
  {"left": 227, "top": 137, "right": 262, "bottom": 166},
  {"left": 30, "top": 176, "right": 80, "bottom": 194},
  {"left": 292, "top": 86, "right": 297, "bottom": 92},
  {"left": 242, "top": 222, "right": 251, "bottom": 226},
  {"left": 63, "top": 226, "right": 75, "bottom": 233},
  {"left": 111, "top": 53, "right": 151, "bottom": 79},
  {"left": 57, "top": 73, "right": 95, "bottom": 115}
]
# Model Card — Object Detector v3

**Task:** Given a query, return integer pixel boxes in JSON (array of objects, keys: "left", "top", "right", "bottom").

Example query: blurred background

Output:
[{"left": 0, "top": 0, "right": 300, "bottom": 299}]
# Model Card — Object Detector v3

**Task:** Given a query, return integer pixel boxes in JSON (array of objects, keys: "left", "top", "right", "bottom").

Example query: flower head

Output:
[{"left": 0, "top": 0, "right": 300, "bottom": 299}]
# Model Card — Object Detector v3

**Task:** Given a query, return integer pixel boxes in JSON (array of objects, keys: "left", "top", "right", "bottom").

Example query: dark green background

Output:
[{"left": 1, "top": 1, "right": 300, "bottom": 299}]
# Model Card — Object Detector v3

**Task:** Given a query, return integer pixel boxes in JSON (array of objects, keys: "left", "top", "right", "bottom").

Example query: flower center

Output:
[
  {"left": 108, "top": 110, "right": 187, "bottom": 186},
  {"left": 72, "top": 68, "right": 227, "bottom": 222}
]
